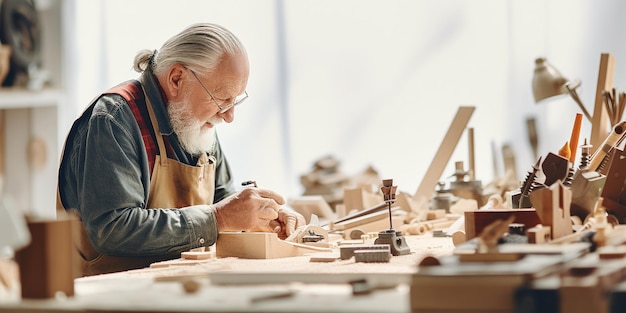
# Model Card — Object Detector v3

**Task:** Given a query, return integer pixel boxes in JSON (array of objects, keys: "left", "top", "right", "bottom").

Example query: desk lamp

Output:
[{"left": 532, "top": 57, "right": 592, "bottom": 122}]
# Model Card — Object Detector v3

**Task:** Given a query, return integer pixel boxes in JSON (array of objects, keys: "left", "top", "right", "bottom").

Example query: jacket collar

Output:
[{"left": 139, "top": 68, "right": 173, "bottom": 136}]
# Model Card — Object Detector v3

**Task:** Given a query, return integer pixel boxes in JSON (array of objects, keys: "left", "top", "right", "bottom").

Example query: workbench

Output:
[{"left": 0, "top": 234, "right": 455, "bottom": 313}]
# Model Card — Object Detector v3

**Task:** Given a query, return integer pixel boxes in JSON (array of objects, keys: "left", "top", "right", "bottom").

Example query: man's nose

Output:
[{"left": 218, "top": 109, "right": 234, "bottom": 123}]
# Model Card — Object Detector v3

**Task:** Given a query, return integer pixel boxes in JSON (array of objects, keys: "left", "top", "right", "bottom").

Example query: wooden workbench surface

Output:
[{"left": 0, "top": 234, "right": 455, "bottom": 313}]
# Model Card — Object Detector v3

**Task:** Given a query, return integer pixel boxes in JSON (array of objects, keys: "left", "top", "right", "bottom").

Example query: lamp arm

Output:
[{"left": 566, "top": 85, "right": 593, "bottom": 122}]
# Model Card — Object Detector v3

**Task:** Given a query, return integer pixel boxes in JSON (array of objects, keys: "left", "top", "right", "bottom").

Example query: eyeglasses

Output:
[{"left": 189, "top": 69, "right": 248, "bottom": 113}]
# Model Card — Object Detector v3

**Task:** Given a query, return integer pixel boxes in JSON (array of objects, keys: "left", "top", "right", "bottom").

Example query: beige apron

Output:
[{"left": 58, "top": 83, "right": 216, "bottom": 276}]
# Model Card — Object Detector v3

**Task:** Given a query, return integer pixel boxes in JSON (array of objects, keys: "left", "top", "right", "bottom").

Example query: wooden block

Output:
[
  {"left": 529, "top": 181, "right": 573, "bottom": 240},
  {"left": 343, "top": 187, "right": 380, "bottom": 212},
  {"left": 354, "top": 249, "right": 391, "bottom": 263},
  {"left": 181, "top": 251, "right": 214, "bottom": 260},
  {"left": 288, "top": 195, "right": 337, "bottom": 223},
  {"left": 309, "top": 252, "right": 340, "bottom": 262},
  {"left": 464, "top": 209, "right": 542, "bottom": 240},
  {"left": 216, "top": 232, "right": 329, "bottom": 259},
  {"left": 527, "top": 226, "right": 552, "bottom": 244},
  {"left": 339, "top": 244, "right": 389, "bottom": 260},
  {"left": 14, "top": 216, "right": 75, "bottom": 298},
  {"left": 394, "top": 191, "right": 422, "bottom": 215}
]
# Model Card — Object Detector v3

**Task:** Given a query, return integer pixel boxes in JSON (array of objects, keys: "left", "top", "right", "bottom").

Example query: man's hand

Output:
[
  {"left": 274, "top": 208, "right": 306, "bottom": 239},
  {"left": 213, "top": 188, "right": 284, "bottom": 233}
]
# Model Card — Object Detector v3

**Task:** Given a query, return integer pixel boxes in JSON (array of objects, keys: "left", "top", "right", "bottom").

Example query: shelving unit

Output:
[
  {"left": 1, "top": 89, "right": 62, "bottom": 218},
  {"left": 0, "top": 0, "right": 65, "bottom": 218}
]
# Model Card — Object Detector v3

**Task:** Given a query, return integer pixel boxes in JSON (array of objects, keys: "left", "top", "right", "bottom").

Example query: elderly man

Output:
[{"left": 57, "top": 23, "right": 305, "bottom": 276}]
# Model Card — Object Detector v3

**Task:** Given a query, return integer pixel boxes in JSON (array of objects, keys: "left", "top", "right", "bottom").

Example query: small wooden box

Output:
[{"left": 15, "top": 216, "right": 75, "bottom": 298}]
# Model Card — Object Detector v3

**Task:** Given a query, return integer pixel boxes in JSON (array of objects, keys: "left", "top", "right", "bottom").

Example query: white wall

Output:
[{"left": 61, "top": 0, "right": 626, "bottom": 201}]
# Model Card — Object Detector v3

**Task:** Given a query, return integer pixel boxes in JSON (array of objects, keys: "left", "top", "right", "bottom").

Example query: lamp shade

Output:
[{"left": 532, "top": 58, "right": 568, "bottom": 103}]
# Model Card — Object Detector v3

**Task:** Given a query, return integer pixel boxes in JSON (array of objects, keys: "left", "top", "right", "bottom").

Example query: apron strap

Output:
[{"left": 138, "top": 76, "right": 168, "bottom": 167}]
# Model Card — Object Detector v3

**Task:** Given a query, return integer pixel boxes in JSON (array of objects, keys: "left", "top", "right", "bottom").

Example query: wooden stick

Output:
[
  {"left": 331, "top": 208, "right": 400, "bottom": 231},
  {"left": 590, "top": 53, "right": 615, "bottom": 151},
  {"left": 617, "top": 92, "right": 626, "bottom": 122},
  {"left": 468, "top": 127, "right": 475, "bottom": 181},
  {"left": 603, "top": 91, "right": 614, "bottom": 125},
  {"left": 330, "top": 202, "right": 387, "bottom": 225},
  {"left": 613, "top": 88, "right": 618, "bottom": 124},
  {"left": 413, "top": 106, "right": 475, "bottom": 209}
]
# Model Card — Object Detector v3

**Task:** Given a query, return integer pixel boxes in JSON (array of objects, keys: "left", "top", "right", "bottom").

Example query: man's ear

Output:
[{"left": 165, "top": 64, "right": 186, "bottom": 98}]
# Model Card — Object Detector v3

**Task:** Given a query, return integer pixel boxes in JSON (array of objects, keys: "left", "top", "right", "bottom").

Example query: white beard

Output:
[{"left": 167, "top": 95, "right": 222, "bottom": 156}]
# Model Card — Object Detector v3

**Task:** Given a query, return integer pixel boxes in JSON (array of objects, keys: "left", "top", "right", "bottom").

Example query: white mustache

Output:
[{"left": 208, "top": 117, "right": 223, "bottom": 125}]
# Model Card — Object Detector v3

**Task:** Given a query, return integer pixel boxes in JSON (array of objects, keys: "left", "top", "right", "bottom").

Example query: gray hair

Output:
[{"left": 133, "top": 23, "right": 247, "bottom": 75}]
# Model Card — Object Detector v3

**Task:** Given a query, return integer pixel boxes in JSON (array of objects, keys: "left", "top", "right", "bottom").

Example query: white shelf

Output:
[
  {"left": 0, "top": 88, "right": 63, "bottom": 109},
  {"left": 0, "top": 0, "right": 66, "bottom": 218}
]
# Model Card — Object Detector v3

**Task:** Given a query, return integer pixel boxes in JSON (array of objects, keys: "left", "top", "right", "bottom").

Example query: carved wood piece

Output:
[{"left": 529, "top": 181, "right": 573, "bottom": 240}]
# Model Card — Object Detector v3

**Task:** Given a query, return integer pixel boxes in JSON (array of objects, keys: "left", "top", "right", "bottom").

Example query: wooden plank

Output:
[
  {"left": 590, "top": 53, "right": 615, "bottom": 151},
  {"left": 208, "top": 271, "right": 412, "bottom": 286},
  {"left": 413, "top": 106, "right": 475, "bottom": 212}
]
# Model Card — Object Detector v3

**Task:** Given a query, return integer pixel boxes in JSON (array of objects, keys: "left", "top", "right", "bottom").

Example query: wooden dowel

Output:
[
  {"left": 330, "top": 202, "right": 387, "bottom": 225},
  {"left": 468, "top": 128, "right": 475, "bottom": 181}
]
